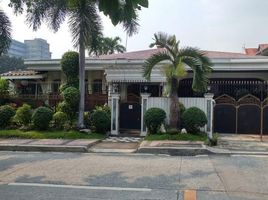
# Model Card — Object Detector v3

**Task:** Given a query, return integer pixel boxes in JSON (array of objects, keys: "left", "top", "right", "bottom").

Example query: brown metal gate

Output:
[{"left": 214, "top": 94, "right": 267, "bottom": 135}]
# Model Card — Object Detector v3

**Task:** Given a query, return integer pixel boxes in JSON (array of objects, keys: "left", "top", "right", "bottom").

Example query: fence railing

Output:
[{"left": 0, "top": 93, "right": 108, "bottom": 111}]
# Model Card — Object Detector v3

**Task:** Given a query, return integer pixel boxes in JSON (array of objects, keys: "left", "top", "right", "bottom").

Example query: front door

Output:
[{"left": 120, "top": 102, "right": 141, "bottom": 130}]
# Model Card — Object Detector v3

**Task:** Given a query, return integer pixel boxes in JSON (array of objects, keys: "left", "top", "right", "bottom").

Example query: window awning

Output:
[{"left": 105, "top": 66, "right": 166, "bottom": 83}]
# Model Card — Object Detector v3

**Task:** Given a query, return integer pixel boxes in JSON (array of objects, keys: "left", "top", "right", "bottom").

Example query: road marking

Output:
[
  {"left": 184, "top": 190, "right": 196, "bottom": 200},
  {"left": 8, "top": 182, "right": 152, "bottom": 192}
]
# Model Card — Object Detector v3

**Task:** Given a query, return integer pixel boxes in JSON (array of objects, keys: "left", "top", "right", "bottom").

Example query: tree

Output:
[
  {"left": 0, "top": 9, "right": 12, "bottom": 55},
  {"left": 89, "top": 36, "right": 126, "bottom": 55},
  {"left": 0, "top": 55, "right": 26, "bottom": 74},
  {"left": 9, "top": 0, "right": 148, "bottom": 128},
  {"left": 0, "top": 77, "right": 9, "bottom": 96},
  {"left": 143, "top": 32, "right": 212, "bottom": 129}
]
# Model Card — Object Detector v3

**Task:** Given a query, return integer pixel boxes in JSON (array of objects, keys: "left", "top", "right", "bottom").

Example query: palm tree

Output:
[
  {"left": 0, "top": 9, "right": 12, "bottom": 56},
  {"left": 143, "top": 32, "right": 212, "bottom": 129},
  {"left": 9, "top": 0, "right": 148, "bottom": 128},
  {"left": 88, "top": 36, "right": 126, "bottom": 56},
  {"left": 101, "top": 36, "right": 126, "bottom": 54}
]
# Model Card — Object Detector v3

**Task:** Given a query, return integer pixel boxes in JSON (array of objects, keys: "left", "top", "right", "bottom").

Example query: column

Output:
[
  {"left": 204, "top": 93, "right": 214, "bottom": 139},
  {"left": 102, "top": 74, "right": 107, "bottom": 94},
  {"left": 110, "top": 93, "right": 120, "bottom": 135},
  {"left": 107, "top": 83, "right": 112, "bottom": 107},
  {"left": 140, "top": 93, "right": 151, "bottom": 136},
  {"left": 87, "top": 71, "right": 93, "bottom": 94}
]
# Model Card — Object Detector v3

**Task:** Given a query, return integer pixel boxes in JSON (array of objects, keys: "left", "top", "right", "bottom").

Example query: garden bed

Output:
[
  {"left": 144, "top": 133, "right": 207, "bottom": 141},
  {"left": 0, "top": 130, "right": 105, "bottom": 140}
]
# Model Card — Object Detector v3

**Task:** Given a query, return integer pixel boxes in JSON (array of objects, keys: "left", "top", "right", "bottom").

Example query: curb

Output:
[
  {"left": 0, "top": 144, "right": 88, "bottom": 153},
  {"left": 89, "top": 148, "right": 137, "bottom": 153},
  {"left": 137, "top": 145, "right": 268, "bottom": 156},
  {"left": 207, "top": 146, "right": 268, "bottom": 156},
  {"left": 0, "top": 139, "right": 102, "bottom": 153},
  {"left": 137, "top": 147, "right": 212, "bottom": 156},
  {"left": 0, "top": 143, "right": 267, "bottom": 156}
]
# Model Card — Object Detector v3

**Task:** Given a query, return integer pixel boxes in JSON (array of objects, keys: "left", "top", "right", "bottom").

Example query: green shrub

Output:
[
  {"left": 179, "top": 102, "right": 186, "bottom": 115},
  {"left": 0, "top": 78, "right": 9, "bottom": 105},
  {"left": 0, "top": 78, "right": 9, "bottom": 96},
  {"left": 61, "top": 51, "right": 79, "bottom": 88},
  {"left": 53, "top": 111, "right": 68, "bottom": 130},
  {"left": 91, "top": 110, "right": 110, "bottom": 134},
  {"left": 181, "top": 107, "right": 207, "bottom": 134},
  {"left": 93, "top": 104, "right": 111, "bottom": 117},
  {"left": 0, "top": 105, "right": 16, "bottom": 128},
  {"left": 32, "top": 107, "right": 53, "bottom": 130},
  {"left": 166, "top": 128, "right": 179, "bottom": 135},
  {"left": 144, "top": 108, "right": 166, "bottom": 134},
  {"left": 14, "top": 104, "right": 32, "bottom": 126},
  {"left": 57, "top": 101, "right": 72, "bottom": 114},
  {"left": 61, "top": 51, "right": 79, "bottom": 76},
  {"left": 84, "top": 112, "right": 91, "bottom": 129},
  {"left": 205, "top": 133, "right": 219, "bottom": 146},
  {"left": 57, "top": 100, "right": 77, "bottom": 120},
  {"left": 61, "top": 87, "right": 79, "bottom": 107}
]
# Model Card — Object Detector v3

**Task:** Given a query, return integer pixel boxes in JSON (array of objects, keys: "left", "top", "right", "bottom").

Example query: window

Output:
[
  {"left": 92, "top": 79, "right": 102, "bottom": 94},
  {"left": 52, "top": 80, "right": 61, "bottom": 93}
]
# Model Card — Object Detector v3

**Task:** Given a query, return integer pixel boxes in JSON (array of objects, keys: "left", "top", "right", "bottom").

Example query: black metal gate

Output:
[
  {"left": 120, "top": 102, "right": 141, "bottom": 130},
  {"left": 263, "top": 98, "right": 268, "bottom": 134},
  {"left": 214, "top": 94, "right": 267, "bottom": 134}
]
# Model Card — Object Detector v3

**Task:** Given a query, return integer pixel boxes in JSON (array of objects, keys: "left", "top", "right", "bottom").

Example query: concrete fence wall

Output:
[{"left": 147, "top": 97, "right": 208, "bottom": 131}]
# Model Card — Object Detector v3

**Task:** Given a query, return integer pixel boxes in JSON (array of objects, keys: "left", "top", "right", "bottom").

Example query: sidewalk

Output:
[
  {"left": 0, "top": 139, "right": 100, "bottom": 153},
  {"left": 137, "top": 140, "right": 210, "bottom": 156},
  {"left": 1, "top": 135, "right": 268, "bottom": 155}
]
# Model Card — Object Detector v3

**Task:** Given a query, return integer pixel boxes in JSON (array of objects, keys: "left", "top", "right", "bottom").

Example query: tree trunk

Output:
[
  {"left": 169, "top": 77, "right": 180, "bottom": 129},
  {"left": 78, "top": 43, "right": 85, "bottom": 128}
]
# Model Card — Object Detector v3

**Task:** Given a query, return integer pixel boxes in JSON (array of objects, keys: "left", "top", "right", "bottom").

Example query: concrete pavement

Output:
[
  {"left": 0, "top": 139, "right": 100, "bottom": 152},
  {"left": 0, "top": 151, "right": 268, "bottom": 199},
  {"left": 1, "top": 134, "right": 268, "bottom": 156}
]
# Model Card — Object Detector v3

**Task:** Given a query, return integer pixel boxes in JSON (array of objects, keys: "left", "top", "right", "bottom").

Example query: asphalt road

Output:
[{"left": 0, "top": 152, "right": 268, "bottom": 200}]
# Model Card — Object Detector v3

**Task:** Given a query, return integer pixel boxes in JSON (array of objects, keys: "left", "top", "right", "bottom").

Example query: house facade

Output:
[{"left": 2, "top": 47, "right": 268, "bottom": 135}]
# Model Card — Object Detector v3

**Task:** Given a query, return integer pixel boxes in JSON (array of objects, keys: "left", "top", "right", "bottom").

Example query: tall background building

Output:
[{"left": 7, "top": 38, "right": 52, "bottom": 60}]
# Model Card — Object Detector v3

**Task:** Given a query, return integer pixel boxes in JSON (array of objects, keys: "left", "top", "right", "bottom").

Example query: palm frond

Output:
[
  {"left": 122, "top": 18, "right": 139, "bottom": 36},
  {"left": 150, "top": 32, "right": 176, "bottom": 59},
  {"left": 98, "top": 0, "right": 147, "bottom": 36},
  {"left": 68, "top": 1, "right": 102, "bottom": 48},
  {"left": 175, "top": 60, "right": 187, "bottom": 78},
  {"left": 143, "top": 51, "right": 171, "bottom": 80},
  {"left": 0, "top": 9, "right": 12, "bottom": 55},
  {"left": 178, "top": 47, "right": 212, "bottom": 92},
  {"left": 23, "top": 0, "right": 67, "bottom": 31}
]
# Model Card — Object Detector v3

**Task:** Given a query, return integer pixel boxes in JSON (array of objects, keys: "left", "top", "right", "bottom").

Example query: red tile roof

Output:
[
  {"left": 92, "top": 48, "right": 265, "bottom": 60},
  {"left": 0, "top": 70, "right": 39, "bottom": 77},
  {"left": 245, "top": 48, "right": 258, "bottom": 55}
]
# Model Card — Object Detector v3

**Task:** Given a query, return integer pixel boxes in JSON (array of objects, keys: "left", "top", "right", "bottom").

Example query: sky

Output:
[{"left": 2, "top": 0, "right": 268, "bottom": 58}]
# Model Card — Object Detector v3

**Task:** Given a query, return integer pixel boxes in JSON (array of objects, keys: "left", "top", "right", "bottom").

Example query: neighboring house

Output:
[
  {"left": 6, "top": 38, "right": 52, "bottom": 60},
  {"left": 1, "top": 47, "right": 268, "bottom": 135}
]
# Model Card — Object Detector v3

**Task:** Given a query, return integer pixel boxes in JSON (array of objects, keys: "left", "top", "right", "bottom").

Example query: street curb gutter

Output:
[
  {"left": 0, "top": 140, "right": 101, "bottom": 153},
  {"left": 0, "top": 145, "right": 88, "bottom": 153},
  {"left": 137, "top": 147, "right": 212, "bottom": 156},
  {"left": 137, "top": 145, "right": 268, "bottom": 156}
]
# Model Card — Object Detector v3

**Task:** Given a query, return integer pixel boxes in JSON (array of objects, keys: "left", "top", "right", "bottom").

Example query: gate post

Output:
[
  {"left": 204, "top": 93, "right": 214, "bottom": 139},
  {"left": 111, "top": 93, "right": 120, "bottom": 135},
  {"left": 140, "top": 93, "right": 150, "bottom": 136}
]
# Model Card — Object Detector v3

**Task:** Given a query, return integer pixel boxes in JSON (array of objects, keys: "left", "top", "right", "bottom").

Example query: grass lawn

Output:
[
  {"left": 0, "top": 130, "right": 106, "bottom": 140},
  {"left": 145, "top": 133, "right": 207, "bottom": 141}
]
